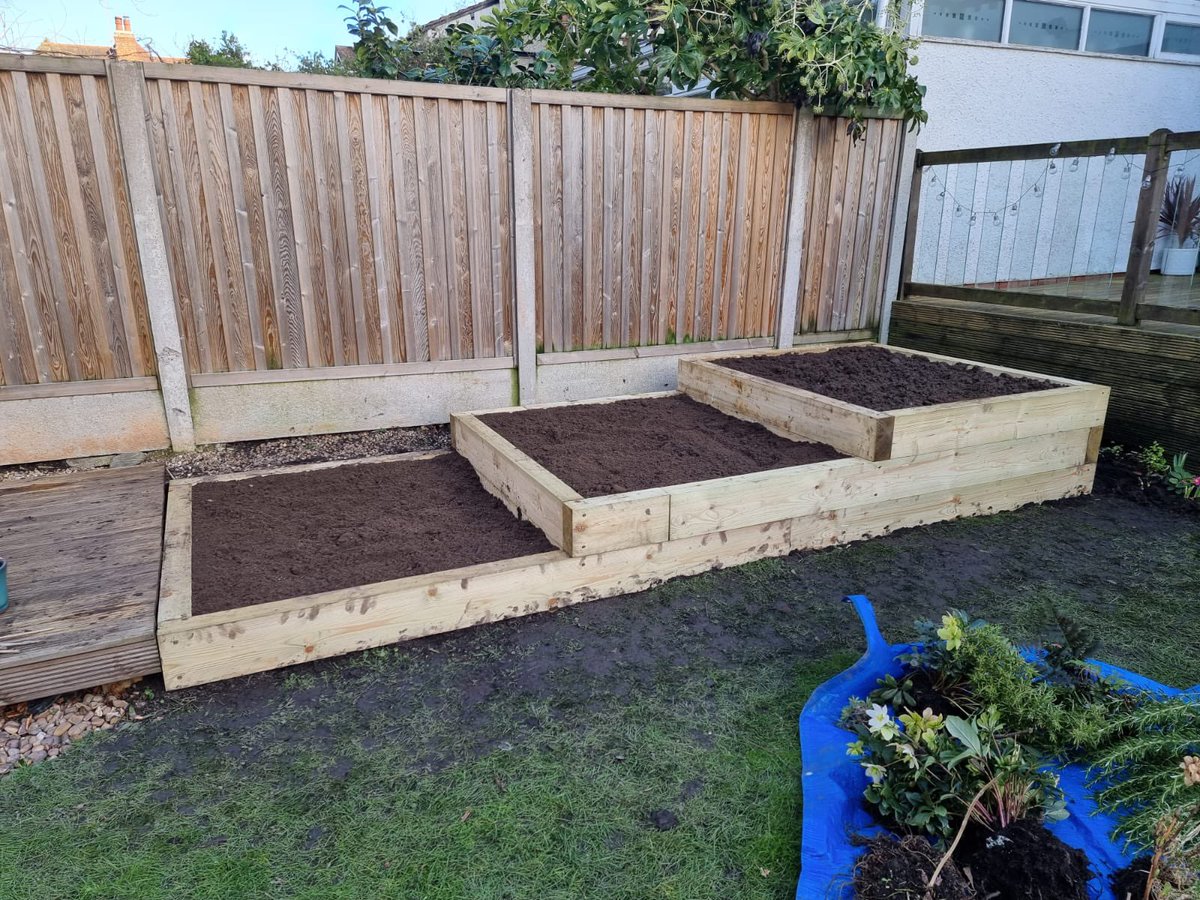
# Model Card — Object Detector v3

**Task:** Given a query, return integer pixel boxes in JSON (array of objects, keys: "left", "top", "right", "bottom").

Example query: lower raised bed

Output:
[
  {"left": 157, "top": 450, "right": 1094, "bottom": 690},
  {"left": 678, "top": 342, "right": 1110, "bottom": 461},
  {"left": 453, "top": 390, "right": 1101, "bottom": 557}
]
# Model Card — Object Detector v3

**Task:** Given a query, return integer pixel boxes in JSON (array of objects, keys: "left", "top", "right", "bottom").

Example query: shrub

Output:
[{"left": 342, "top": 0, "right": 928, "bottom": 133}]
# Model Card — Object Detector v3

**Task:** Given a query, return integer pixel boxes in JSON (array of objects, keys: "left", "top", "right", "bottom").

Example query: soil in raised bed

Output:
[
  {"left": 478, "top": 394, "right": 845, "bottom": 498},
  {"left": 190, "top": 453, "right": 554, "bottom": 615},
  {"left": 717, "top": 345, "right": 1054, "bottom": 411}
]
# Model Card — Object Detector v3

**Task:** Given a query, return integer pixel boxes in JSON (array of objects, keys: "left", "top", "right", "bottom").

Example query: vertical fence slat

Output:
[{"left": 1, "top": 58, "right": 900, "bottom": 395}]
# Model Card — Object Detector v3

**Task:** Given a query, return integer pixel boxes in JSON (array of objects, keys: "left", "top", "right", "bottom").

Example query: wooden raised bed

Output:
[
  {"left": 677, "top": 342, "right": 1110, "bottom": 462},
  {"left": 452, "top": 386, "right": 1103, "bottom": 556},
  {"left": 157, "top": 449, "right": 1094, "bottom": 690}
]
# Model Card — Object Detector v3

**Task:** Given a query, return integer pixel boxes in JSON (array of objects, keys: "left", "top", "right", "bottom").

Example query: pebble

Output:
[{"left": 0, "top": 678, "right": 140, "bottom": 777}]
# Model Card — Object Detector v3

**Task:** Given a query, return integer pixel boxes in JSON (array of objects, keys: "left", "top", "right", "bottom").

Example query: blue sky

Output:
[{"left": 1, "top": 0, "right": 458, "bottom": 61}]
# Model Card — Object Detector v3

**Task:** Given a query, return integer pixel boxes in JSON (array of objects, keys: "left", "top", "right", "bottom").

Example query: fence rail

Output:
[{"left": 0, "top": 53, "right": 906, "bottom": 461}]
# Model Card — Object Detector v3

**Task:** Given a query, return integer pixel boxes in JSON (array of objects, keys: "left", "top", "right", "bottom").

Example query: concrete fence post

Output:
[
  {"left": 508, "top": 89, "right": 538, "bottom": 405},
  {"left": 105, "top": 60, "right": 196, "bottom": 451},
  {"left": 775, "top": 108, "right": 814, "bottom": 348}
]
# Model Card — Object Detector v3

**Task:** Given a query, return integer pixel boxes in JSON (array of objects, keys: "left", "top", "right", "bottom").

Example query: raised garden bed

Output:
[
  {"left": 453, "top": 381, "right": 1102, "bottom": 557},
  {"left": 678, "top": 343, "right": 1110, "bottom": 461},
  {"left": 160, "top": 450, "right": 916, "bottom": 690}
]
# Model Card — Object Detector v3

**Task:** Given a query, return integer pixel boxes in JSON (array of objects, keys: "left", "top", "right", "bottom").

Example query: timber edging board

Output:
[
  {"left": 676, "top": 342, "right": 1110, "bottom": 461},
  {"left": 156, "top": 455, "right": 1097, "bottom": 690},
  {"left": 451, "top": 363, "right": 1106, "bottom": 556}
]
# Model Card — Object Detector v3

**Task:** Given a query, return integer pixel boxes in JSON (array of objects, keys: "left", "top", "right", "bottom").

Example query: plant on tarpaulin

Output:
[{"left": 842, "top": 699, "right": 1065, "bottom": 842}]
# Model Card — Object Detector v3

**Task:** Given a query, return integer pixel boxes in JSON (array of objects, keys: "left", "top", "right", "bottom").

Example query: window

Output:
[
  {"left": 921, "top": 0, "right": 1006, "bottom": 42},
  {"left": 1009, "top": 0, "right": 1083, "bottom": 50},
  {"left": 916, "top": 1, "right": 1200, "bottom": 61},
  {"left": 1084, "top": 9, "right": 1153, "bottom": 56},
  {"left": 1163, "top": 22, "right": 1200, "bottom": 57}
]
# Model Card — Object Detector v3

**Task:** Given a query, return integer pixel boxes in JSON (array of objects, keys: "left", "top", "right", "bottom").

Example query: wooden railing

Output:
[{"left": 898, "top": 128, "right": 1200, "bottom": 329}]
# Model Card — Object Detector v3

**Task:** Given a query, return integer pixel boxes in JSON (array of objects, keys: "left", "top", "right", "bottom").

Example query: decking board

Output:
[{"left": 0, "top": 465, "right": 165, "bottom": 704}]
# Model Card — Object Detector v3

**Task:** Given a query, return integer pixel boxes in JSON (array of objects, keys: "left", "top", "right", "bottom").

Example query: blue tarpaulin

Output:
[{"left": 796, "top": 594, "right": 1198, "bottom": 900}]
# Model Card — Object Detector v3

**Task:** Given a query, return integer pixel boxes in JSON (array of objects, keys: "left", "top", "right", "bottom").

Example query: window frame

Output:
[
  {"left": 1159, "top": 19, "right": 1200, "bottom": 60},
  {"left": 901, "top": 0, "right": 1200, "bottom": 61}
]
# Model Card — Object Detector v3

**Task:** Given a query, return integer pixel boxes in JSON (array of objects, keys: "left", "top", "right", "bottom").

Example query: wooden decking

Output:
[{"left": 0, "top": 465, "right": 165, "bottom": 705}]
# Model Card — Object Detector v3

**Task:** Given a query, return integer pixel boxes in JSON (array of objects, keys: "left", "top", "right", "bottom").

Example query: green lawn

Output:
[{"left": 0, "top": 496, "right": 1196, "bottom": 899}]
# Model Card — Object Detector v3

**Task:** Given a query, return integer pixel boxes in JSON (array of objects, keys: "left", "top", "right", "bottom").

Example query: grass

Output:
[
  {"left": 0, "top": 493, "right": 1196, "bottom": 898},
  {"left": 0, "top": 656, "right": 851, "bottom": 900}
]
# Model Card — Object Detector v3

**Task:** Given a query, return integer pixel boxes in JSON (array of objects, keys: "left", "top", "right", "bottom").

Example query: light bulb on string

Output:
[
  {"left": 1009, "top": 203, "right": 1018, "bottom": 215},
  {"left": 1069, "top": 158, "right": 1080, "bottom": 173},
  {"left": 1105, "top": 147, "right": 1116, "bottom": 163},
  {"left": 1049, "top": 160, "right": 1057, "bottom": 173},
  {"left": 969, "top": 213, "right": 976, "bottom": 224},
  {"left": 955, "top": 205, "right": 962, "bottom": 217},
  {"left": 993, "top": 213, "right": 1000, "bottom": 225}
]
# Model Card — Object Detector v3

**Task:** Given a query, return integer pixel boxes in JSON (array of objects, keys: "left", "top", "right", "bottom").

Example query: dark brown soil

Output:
[
  {"left": 718, "top": 345, "right": 1054, "bottom": 411},
  {"left": 479, "top": 394, "right": 845, "bottom": 498},
  {"left": 965, "top": 818, "right": 1091, "bottom": 900},
  {"left": 190, "top": 453, "right": 553, "bottom": 615},
  {"left": 1111, "top": 855, "right": 1153, "bottom": 900},
  {"left": 900, "top": 667, "right": 967, "bottom": 720},
  {"left": 852, "top": 833, "right": 975, "bottom": 899}
]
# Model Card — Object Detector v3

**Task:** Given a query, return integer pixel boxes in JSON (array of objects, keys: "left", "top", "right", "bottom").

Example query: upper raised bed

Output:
[
  {"left": 452, "top": 379, "right": 1102, "bottom": 558},
  {"left": 678, "top": 343, "right": 1110, "bottom": 461}
]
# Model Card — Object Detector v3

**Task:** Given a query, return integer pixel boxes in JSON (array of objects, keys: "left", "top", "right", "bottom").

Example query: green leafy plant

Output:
[
  {"left": 843, "top": 700, "right": 1065, "bottom": 841},
  {"left": 1166, "top": 453, "right": 1199, "bottom": 501},
  {"left": 1138, "top": 441, "right": 1171, "bottom": 477},
  {"left": 342, "top": 0, "right": 928, "bottom": 133},
  {"left": 1087, "top": 695, "right": 1200, "bottom": 852},
  {"left": 869, "top": 673, "right": 916, "bottom": 710}
]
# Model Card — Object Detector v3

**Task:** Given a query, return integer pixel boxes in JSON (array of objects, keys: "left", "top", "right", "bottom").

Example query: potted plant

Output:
[{"left": 1159, "top": 175, "right": 1200, "bottom": 276}]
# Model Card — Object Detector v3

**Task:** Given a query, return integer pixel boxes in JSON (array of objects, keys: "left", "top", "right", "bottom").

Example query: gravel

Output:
[{"left": 0, "top": 425, "right": 451, "bottom": 484}]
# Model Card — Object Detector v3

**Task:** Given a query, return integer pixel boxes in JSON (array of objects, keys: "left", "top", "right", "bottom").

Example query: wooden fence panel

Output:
[
  {"left": 530, "top": 95, "right": 796, "bottom": 352},
  {"left": 143, "top": 72, "right": 514, "bottom": 372},
  {"left": 796, "top": 116, "right": 904, "bottom": 335},
  {"left": 0, "top": 67, "right": 155, "bottom": 386}
]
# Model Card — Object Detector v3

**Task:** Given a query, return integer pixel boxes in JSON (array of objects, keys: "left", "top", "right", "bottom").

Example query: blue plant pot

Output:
[{"left": 0, "top": 558, "right": 7, "bottom": 613}]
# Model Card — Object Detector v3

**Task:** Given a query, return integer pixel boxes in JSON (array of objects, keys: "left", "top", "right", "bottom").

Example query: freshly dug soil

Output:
[
  {"left": 852, "top": 833, "right": 974, "bottom": 899},
  {"left": 190, "top": 453, "right": 553, "bottom": 615},
  {"left": 718, "top": 345, "right": 1053, "bottom": 411},
  {"left": 966, "top": 818, "right": 1091, "bottom": 900},
  {"left": 1111, "top": 856, "right": 1153, "bottom": 900},
  {"left": 479, "top": 394, "right": 845, "bottom": 498}
]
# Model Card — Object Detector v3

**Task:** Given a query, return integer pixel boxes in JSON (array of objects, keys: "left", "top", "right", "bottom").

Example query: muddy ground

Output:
[{"left": 97, "top": 476, "right": 1198, "bottom": 782}]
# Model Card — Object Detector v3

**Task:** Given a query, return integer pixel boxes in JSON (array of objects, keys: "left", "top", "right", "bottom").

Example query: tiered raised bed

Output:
[
  {"left": 453, "top": 344, "right": 1109, "bottom": 555},
  {"left": 158, "top": 343, "right": 1109, "bottom": 689}
]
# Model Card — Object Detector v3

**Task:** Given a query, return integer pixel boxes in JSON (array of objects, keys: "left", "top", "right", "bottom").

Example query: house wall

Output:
[{"left": 882, "top": 37, "right": 1200, "bottom": 331}]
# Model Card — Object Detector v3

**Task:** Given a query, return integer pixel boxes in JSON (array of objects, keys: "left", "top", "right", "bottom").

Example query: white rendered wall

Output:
[{"left": 883, "top": 39, "right": 1200, "bottom": 325}]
